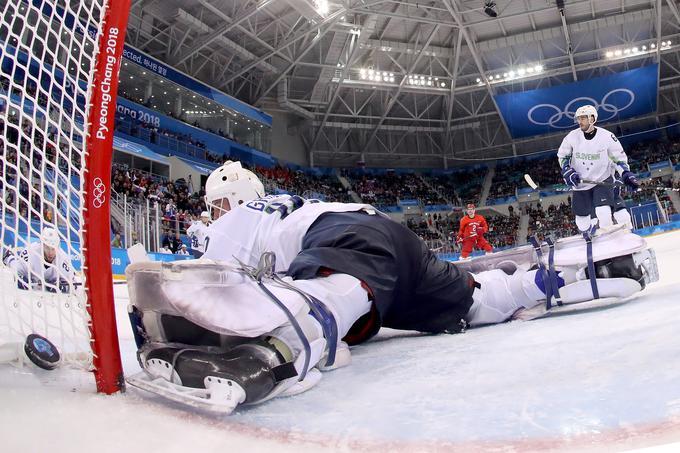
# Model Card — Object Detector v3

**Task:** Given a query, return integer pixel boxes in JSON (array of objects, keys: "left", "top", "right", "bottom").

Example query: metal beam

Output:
[
  {"left": 255, "top": 10, "right": 347, "bottom": 103},
  {"left": 445, "top": 31, "right": 463, "bottom": 147},
  {"left": 442, "top": 0, "right": 512, "bottom": 144},
  {"left": 311, "top": 15, "right": 379, "bottom": 150},
  {"left": 666, "top": 0, "right": 680, "bottom": 27},
  {"left": 558, "top": 6, "right": 578, "bottom": 81},
  {"left": 199, "top": 0, "right": 294, "bottom": 63},
  {"left": 223, "top": 7, "right": 348, "bottom": 89},
  {"left": 173, "top": 0, "right": 277, "bottom": 66},
  {"left": 360, "top": 25, "right": 441, "bottom": 154}
]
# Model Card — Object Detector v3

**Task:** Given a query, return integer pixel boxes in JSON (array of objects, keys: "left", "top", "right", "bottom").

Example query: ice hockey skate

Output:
[{"left": 125, "top": 258, "right": 356, "bottom": 413}]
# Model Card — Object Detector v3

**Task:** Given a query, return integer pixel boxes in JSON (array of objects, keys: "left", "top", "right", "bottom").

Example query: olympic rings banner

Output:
[{"left": 494, "top": 64, "right": 658, "bottom": 138}]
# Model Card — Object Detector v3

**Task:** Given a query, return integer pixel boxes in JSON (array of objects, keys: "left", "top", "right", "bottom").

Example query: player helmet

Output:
[
  {"left": 41, "top": 227, "right": 60, "bottom": 249},
  {"left": 40, "top": 227, "right": 60, "bottom": 263},
  {"left": 200, "top": 211, "right": 210, "bottom": 219},
  {"left": 574, "top": 105, "right": 598, "bottom": 123},
  {"left": 205, "top": 161, "right": 265, "bottom": 219}
]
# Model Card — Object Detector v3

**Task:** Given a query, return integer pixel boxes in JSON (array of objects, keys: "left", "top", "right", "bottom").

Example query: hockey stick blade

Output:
[{"left": 524, "top": 174, "right": 539, "bottom": 190}]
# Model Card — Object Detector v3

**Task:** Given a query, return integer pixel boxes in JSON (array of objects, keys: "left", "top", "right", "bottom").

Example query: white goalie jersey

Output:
[
  {"left": 202, "top": 194, "right": 383, "bottom": 271},
  {"left": 2, "top": 242, "right": 75, "bottom": 290}
]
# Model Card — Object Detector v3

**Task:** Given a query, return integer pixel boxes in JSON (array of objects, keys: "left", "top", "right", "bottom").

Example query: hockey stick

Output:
[{"left": 524, "top": 174, "right": 679, "bottom": 192}]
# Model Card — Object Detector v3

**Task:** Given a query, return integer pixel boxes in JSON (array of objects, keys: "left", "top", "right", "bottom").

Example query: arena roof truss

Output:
[{"left": 125, "top": 0, "right": 680, "bottom": 168}]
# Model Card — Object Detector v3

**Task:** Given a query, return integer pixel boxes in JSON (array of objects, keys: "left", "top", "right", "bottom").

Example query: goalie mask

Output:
[{"left": 205, "top": 161, "right": 265, "bottom": 219}]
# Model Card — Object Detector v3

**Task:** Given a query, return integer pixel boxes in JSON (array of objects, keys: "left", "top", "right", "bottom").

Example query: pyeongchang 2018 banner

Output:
[{"left": 494, "top": 64, "right": 658, "bottom": 138}]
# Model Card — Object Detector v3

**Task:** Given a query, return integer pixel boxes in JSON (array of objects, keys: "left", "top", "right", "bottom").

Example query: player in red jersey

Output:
[{"left": 457, "top": 203, "right": 493, "bottom": 259}]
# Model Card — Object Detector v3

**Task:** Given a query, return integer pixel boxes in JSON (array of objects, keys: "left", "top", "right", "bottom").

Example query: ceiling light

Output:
[
  {"left": 534, "top": 65, "right": 543, "bottom": 72},
  {"left": 614, "top": 49, "right": 622, "bottom": 56},
  {"left": 606, "top": 51, "right": 614, "bottom": 58}
]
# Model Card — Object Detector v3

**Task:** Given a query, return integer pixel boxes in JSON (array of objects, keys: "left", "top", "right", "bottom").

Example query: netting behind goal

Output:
[{"left": 0, "top": 0, "right": 131, "bottom": 393}]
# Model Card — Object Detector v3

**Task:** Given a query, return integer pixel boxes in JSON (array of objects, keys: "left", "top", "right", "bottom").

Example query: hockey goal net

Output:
[{"left": 0, "top": 0, "right": 131, "bottom": 393}]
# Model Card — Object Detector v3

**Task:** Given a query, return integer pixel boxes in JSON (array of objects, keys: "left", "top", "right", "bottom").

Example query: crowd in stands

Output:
[
  {"left": 484, "top": 213, "right": 521, "bottom": 248},
  {"left": 256, "top": 165, "right": 353, "bottom": 203},
  {"left": 114, "top": 114, "right": 228, "bottom": 165},
  {"left": 525, "top": 201, "right": 580, "bottom": 242},
  {"left": 404, "top": 215, "right": 442, "bottom": 242},
  {"left": 344, "top": 171, "right": 448, "bottom": 208},
  {"left": 421, "top": 167, "right": 487, "bottom": 207},
  {"left": 1, "top": 110, "right": 78, "bottom": 229},
  {"left": 110, "top": 163, "right": 208, "bottom": 251}
]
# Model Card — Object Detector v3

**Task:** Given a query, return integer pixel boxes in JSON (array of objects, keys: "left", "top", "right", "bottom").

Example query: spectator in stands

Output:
[{"left": 111, "top": 233, "right": 123, "bottom": 248}]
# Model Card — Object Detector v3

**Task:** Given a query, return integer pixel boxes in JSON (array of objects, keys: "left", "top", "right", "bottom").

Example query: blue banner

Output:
[
  {"left": 121, "top": 46, "right": 272, "bottom": 127},
  {"left": 495, "top": 65, "right": 659, "bottom": 138}
]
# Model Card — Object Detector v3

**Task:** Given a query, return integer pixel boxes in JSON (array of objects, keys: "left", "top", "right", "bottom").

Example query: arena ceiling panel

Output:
[{"left": 124, "top": 0, "right": 680, "bottom": 168}]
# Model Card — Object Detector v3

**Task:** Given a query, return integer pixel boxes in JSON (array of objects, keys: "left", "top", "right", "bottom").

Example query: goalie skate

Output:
[{"left": 126, "top": 339, "right": 317, "bottom": 414}]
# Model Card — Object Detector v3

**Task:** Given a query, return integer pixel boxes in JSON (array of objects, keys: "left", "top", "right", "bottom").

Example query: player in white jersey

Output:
[
  {"left": 2, "top": 228, "right": 76, "bottom": 293},
  {"left": 557, "top": 105, "right": 640, "bottom": 232},
  {"left": 125, "top": 160, "right": 656, "bottom": 414},
  {"left": 185, "top": 211, "right": 211, "bottom": 257}
]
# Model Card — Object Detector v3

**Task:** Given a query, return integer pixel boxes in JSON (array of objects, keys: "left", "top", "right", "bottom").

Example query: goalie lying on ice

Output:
[{"left": 124, "top": 161, "right": 658, "bottom": 413}]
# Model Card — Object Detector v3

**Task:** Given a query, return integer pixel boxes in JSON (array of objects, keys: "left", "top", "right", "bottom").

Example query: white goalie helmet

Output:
[
  {"left": 205, "top": 160, "right": 265, "bottom": 218},
  {"left": 40, "top": 227, "right": 60, "bottom": 249},
  {"left": 574, "top": 105, "right": 598, "bottom": 124}
]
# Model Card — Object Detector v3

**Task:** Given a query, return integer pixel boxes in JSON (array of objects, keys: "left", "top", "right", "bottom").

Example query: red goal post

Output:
[
  {"left": 0, "top": 0, "right": 132, "bottom": 394},
  {"left": 84, "top": 0, "right": 132, "bottom": 395}
]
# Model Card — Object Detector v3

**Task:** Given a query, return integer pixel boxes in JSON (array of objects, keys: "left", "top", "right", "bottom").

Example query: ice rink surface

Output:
[{"left": 3, "top": 230, "right": 680, "bottom": 453}]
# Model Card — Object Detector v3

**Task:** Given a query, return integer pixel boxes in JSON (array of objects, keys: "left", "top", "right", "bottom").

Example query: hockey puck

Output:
[{"left": 24, "top": 334, "right": 61, "bottom": 370}]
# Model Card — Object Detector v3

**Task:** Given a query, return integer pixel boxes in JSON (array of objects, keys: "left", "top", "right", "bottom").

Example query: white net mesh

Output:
[{"left": 0, "top": 0, "right": 109, "bottom": 369}]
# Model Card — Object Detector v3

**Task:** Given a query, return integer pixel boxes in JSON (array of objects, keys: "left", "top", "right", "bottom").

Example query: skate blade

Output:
[
  {"left": 514, "top": 296, "right": 634, "bottom": 321},
  {"left": 126, "top": 371, "right": 244, "bottom": 414}
]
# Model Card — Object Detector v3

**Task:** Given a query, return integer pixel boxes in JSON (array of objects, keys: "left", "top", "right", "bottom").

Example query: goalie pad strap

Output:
[
  {"left": 583, "top": 232, "right": 600, "bottom": 299},
  {"left": 529, "top": 236, "right": 554, "bottom": 310},
  {"left": 546, "top": 238, "right": 563, "bottom": 306}
]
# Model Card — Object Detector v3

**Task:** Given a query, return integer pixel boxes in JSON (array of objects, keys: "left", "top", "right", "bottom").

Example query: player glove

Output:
[
  {"left": 621, "top": 171, "right": 640, "bottom": 190},
  {"left": 561, "top": 166, "right": 581, "bottom": 188},
  {"left": 1, "top": 247, "right": 14, "bottom": 264},
  {"left": 58, "top": 279, "right": 72, "bottom": 294}
]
